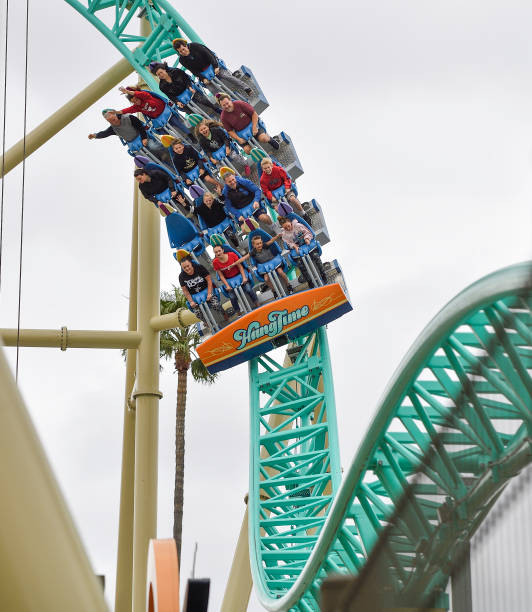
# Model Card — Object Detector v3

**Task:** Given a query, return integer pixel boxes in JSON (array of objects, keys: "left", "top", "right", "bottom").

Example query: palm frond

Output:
[{"left": 190, "top": 357, "right": 218, "bottom": 384}]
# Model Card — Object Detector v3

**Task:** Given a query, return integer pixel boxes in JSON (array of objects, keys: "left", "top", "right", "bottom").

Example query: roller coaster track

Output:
[{"left": 66, "top": 3, "right": 532, "bottom": 610}]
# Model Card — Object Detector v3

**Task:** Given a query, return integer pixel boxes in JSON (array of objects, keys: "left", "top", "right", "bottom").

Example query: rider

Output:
[
  {"left": 149, "top": 61, "right": 219, "bottom": 117},
  {"left": 222, "top": 172, "right": 273, "bottom": 232},
  {"left": 196, "top": 191, "right": 237, "bottom": 243},
  {"left": 212, "top": 244, "right": 258, "bottom": 315},
  {"left": 169, "top": 138, "right": 222, "bottom": 191},
  {"left": 179, "top": 256, "right": 224, "bottom": 324},
  {"left": 233, "top": 234, "right": 293, "bottom": 296},
  {"left": 133, "top": 167, "right": 184, "bottom": 209},
  {"left": 172, "top": 38, "right": 251, "bottom": 98},
  {"left": 118, "top": 85, "right": 195, "bottom": 141},
  {"left": 218, "top": 93, "right": 279, "bottom": 154},
  {"left": 88, "top": 109, "right": 170, "bottom": 164},
  {"left": 194, "top": 119, "right": 250, "bottom": 175},
  {"left": 259, "top": 157, "right": 308, "bottom": 221},
  {"left": 277, "top": 215, "right": 327, "bottom": 286}
]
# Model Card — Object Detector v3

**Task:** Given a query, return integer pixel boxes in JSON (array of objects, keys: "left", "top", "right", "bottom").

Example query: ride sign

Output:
[{"left": 197, "top": 283, "right": 352, "bottom": 373}]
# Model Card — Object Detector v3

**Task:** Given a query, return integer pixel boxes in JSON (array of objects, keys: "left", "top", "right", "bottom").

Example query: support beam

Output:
[
  {"left": 0, "top": 57, "right": 133, "bottom": 177},
  {"left": 0, "top": 328, "right": 141, "bottom": 350},
  {"left": 0, "top": 345, "right": 109, "bottom": 612},
  {"left": 132, "top": 187, "right": 161, "bottom": 612},
  {"left": 114, "top": 183, "right": 139, "bottom": 612},
  {"left": 150, "top": 309, "right": 199, "bottom": 332}
]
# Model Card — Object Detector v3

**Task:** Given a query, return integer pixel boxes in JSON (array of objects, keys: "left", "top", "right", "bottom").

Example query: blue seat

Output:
[
  {"left": 200, "top": 65, "right": 216, "bottom": 81},
  {"left": 211, "top": 144, "right": 227, "bottom": 161},
  {"left": 149, "top": 104, "right": 173, "bottom": 130},
  {"left": 236, "top": 118, "right": 266, "bottom": 142},
  {"left": 185, "top": 165, "right": 201, "bottom": 182},
  {"left": 165, "top": 212, "right": 206, "bottom": 255},
  {"left": 247, "top": 228, "right": 289, "bottom": 280},
  {"left": 124, "top": 133, "right": 144, "bottom": 154},
  {"left": 185, "top": 286, "right": 219, "bottom": 310},
  {"left": 176, "top": 88, "right": 194, "bottom": 105}
]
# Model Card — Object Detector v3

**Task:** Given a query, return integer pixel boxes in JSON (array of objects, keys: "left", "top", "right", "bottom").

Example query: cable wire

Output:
[
  {"left": 0, "top": 0, "right": 10, "bottom": 293},
  {"left": 15, "top": 0, "right": 29, "bottom": 381}
]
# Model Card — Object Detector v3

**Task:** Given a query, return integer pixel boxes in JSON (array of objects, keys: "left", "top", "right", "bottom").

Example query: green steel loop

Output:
[
  {"left": 65, "top": 0, "right": 203, "bottom": 92},
  {"left": 248, "top": 262, "right": 532, "bottom": 611}
]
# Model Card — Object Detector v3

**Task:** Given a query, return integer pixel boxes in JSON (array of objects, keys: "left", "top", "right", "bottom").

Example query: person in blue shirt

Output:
[{"left": 222, "top": 172, "right": 273, "bottom": 232}]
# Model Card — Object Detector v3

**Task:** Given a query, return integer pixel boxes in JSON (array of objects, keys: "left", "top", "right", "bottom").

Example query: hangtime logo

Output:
[{"left": 233, "top": 306, "right": 310, "bottom": 350}]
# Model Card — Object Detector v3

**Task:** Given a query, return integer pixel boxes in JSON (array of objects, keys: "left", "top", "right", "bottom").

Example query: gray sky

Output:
[{"left": 1, "top": 1, "right": 531, "bottom": 610}]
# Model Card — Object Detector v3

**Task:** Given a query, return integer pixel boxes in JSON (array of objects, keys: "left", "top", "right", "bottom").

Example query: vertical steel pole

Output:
[
  {"left": 114, "top": 184, "right": 139, "bottom": 612},
  {"left": 131, "top": 187, "right": 161, "bottom": 612}
]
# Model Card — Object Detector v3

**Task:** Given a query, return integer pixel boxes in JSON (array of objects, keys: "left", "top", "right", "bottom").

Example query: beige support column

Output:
[
  {"left": 0, "top": 57, "right": 133, "bottom": 177},
  {"left": 220, "top": 504, "right": 253, "bottom": 612},
  {"left": 114, "top": 185, "right": 140, "bottom": 612},
  {"left": 0, "top": 344, "right": 109, "bottom": 612},
  {"left": 132, "top": 188, "right": 161, "bottom": 612}
]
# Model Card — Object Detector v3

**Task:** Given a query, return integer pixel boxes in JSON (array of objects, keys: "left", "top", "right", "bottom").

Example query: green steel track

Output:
[
  {"left": 66, "top": 3, "right": 532, "bottom": 610},
  {"left": 248, "top": 262, "right": 532, "bottom": 611}
]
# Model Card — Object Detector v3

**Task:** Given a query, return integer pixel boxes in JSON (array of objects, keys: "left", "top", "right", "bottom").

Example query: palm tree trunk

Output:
[{"left": 174, "top": 367, "right": 188, "bottom": 565}]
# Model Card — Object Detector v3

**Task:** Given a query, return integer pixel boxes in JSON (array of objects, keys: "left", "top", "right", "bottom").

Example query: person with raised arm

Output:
[
  {"left": 117, "top": 85, "right": 194, "bottom": 141},
  {"left": 230, "top": 234, "right": 293, "bottom": 296},
  {"left": 88, "top": 109, "right": 171, "bottom": 164}
]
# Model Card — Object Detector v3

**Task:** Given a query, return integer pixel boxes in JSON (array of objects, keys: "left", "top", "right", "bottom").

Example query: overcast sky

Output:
[{"left": 1, "top": 1, "right": 532, "bottom": 610}]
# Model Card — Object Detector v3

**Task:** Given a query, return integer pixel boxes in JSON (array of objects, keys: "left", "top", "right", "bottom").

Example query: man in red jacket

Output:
[
  {"left": 118, "top": 86, "right": 193, "bottom": 139},
  {"left": 259, "top": 157, "right": 308, "bottom": 220}
]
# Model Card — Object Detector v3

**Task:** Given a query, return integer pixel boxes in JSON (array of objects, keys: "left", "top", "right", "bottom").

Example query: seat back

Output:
[
  {"left": 200, "top": 65, "right": 216, "bottom": 81},
  {"left": 185, "top": 166, "right": 200, "bottom": 181},
  {"left": 149, "top": 104, "right": 172, "bottom": 129},
  {"left": 211, "top": 144, "right": 226, "bottom": 161},
  {"left": 272, "top": 185, "right": 286, "bottom": 200},
  {"left": 284, "top": 213, "right": 321, "bottom": 256},
  {"left": 165, "top": 212, "right": 203, "bottom": 249},
  {"left": 125, "top": 134, "right": 144, "bottom": 154},
  {"left": 177, "top": 88, "right": 194, "bottom": 105},
  {"left": 236, "top": 122, "right": 253, "bottom": 141}
]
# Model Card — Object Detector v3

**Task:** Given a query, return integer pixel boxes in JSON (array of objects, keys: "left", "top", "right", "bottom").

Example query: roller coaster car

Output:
[
  {"left": 237, "top": 65, "right": 269, "bottom": 114},
  {"left": 197, "top": 282, "right": 352, "bottom": 374}
]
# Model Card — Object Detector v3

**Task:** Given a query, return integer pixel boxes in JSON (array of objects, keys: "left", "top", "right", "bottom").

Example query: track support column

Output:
[{"left": 132, "top": 189, "right": 161, "bottom": 612}]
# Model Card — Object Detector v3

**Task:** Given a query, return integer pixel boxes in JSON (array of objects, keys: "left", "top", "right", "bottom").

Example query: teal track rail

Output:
[
  {"left": 65, "top": 4, "right": 532, "bottom": 610},
  {"left": 248, "top": 262, "right": 532, "bottom": 611}
]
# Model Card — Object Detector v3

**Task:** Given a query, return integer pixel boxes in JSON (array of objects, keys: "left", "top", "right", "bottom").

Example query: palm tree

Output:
[{"left": 159, "top": 286, "right": 217, "bottom": 564}]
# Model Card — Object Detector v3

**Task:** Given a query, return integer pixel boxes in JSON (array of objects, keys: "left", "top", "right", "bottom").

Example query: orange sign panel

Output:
[{"left": 197, "top": 283, "right": 351, "bottom": 373}]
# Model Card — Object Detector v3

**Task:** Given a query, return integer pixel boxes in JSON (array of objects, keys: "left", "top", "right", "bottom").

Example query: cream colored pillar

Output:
[
  {"left": 131, "top": 188, "right": 161, "bottom": 612},
  {"left": 0, "top": 345, "right": 109, "bottom": 612},
  {"left": 0, "top": 57, "right": 133, "bottom": 177},
  {"left": 114, "top": 185, "right": 140, "bottom": 612}
]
